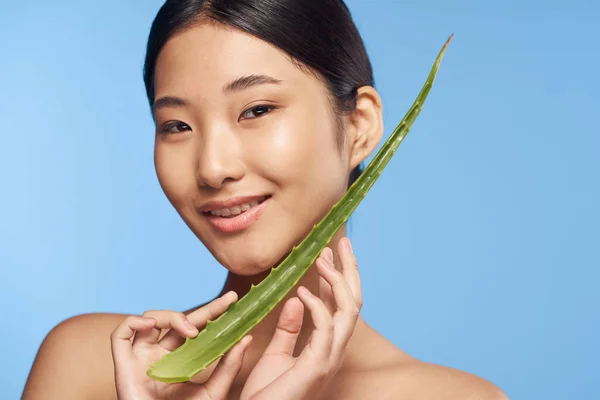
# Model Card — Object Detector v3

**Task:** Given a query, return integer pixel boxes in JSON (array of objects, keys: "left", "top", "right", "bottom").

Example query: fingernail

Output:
[
  {"left": 324, "top": 247, "right": 334, "bottom": 263},
  {"left": 223, "top": 291, "right": 238, "bottom": 304},
  {"left": 298, "top": 286, "right": 309, "bottom": 296},
  {"left": 344, "top": 238, "right": 353, "bottom": 254},
  {"left": 243, "top": 335, "right": 253, "bottom": 352}
]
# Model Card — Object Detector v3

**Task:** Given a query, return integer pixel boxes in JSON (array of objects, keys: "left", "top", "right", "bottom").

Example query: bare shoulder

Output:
[
  {"left": 374, "top": 360, "right": 506, "bottom": 400},
  {"left": 328, "top": 359, "right": 507, "bottom": 400},
  {"left": 23, "top": 313, "right": 128, "bottom": 400},
  {"left": 384, "top": 360, "right": 508, "bottom": 399}
]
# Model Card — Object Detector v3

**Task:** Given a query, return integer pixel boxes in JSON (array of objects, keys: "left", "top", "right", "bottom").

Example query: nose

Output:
[{"left": 195, "top": 125, "right": 245, "bottom": 189}]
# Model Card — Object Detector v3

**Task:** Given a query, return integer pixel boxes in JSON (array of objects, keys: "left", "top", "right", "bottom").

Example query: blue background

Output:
[{"left": 1, "top": 1, "right": 598, "bottom": 399}]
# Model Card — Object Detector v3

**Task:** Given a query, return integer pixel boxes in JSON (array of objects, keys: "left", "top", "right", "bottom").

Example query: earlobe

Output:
[{"left": 348, "top": 86, "right": 384, "bottom": 169}]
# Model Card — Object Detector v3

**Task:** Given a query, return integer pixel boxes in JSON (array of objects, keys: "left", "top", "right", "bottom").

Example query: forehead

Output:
[{"left": 153, "top": 22, "right": 317, "bottom": 98}]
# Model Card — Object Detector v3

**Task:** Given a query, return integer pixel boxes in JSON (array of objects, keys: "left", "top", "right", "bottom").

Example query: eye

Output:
[
  {"left": 240, "top": 104, "right": 275, "bottom": 120},
  {"left": 160, "top": 121, "right": 191, "bottom": 134}
]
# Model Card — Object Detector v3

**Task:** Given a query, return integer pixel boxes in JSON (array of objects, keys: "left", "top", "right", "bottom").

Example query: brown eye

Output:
[
  {"left": 241, "top": 105, "right": 275, "bottom": 120},
  {"left": 161, "top": 121, "right": 191, "bottom": 134}
]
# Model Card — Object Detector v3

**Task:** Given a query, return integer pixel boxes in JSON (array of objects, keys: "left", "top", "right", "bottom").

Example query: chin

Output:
[
  {"left": 209, "top": 236, "right": 295, "bottom": 277},
  {"left": 219, "top": 252, "right": 281, "bottom": 276}
]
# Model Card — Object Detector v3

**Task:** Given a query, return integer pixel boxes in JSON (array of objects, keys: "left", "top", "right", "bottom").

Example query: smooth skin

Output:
[{"left": 23, "top": 21, "right": 508, "bottom": 400}]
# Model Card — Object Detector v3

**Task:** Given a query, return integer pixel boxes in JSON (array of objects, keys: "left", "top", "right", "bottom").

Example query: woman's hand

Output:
[
  {"left": 110, "top": 292, "right": 252, "bottom": 400},
  {"left": 240, "top": 237, "right": 362, "bottom": 400}
]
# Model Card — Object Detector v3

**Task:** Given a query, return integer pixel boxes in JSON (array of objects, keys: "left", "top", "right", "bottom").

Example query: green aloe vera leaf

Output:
[{"left": 147, "top": 34, "right": 453, "bottom": 383}]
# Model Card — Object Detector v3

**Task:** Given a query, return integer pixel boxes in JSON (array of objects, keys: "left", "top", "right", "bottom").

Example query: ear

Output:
[{"left": 346, "top": 86, "right": 384, "bottom": 170}]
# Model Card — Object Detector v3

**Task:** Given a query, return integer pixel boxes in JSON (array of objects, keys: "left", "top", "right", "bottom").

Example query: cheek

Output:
[
  {"left": 250, "top": 111, "right": 340, "bottom": 185},
  {"left": 247, "top": 111, "right": 347, "bottom": 232},
  {"left": 154, "top": 143, "right": 196, "bottom": 210}
]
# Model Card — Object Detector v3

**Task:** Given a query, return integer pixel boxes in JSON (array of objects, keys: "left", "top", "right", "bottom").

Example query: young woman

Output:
[{"left": 23, "top": 1, "right": 507, "bottom": 399}]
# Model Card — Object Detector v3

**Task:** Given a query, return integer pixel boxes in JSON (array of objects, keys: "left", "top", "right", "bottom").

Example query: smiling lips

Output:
[
  {"left": 201, "top": 195, "right": 271, "bottom": 233},
  {"left": 208, "top": 196, "right": 268, "bottom": 217}
]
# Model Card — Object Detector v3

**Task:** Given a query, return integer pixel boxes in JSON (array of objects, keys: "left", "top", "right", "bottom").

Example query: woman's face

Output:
[{"left": 153, "top": 22, "right": 355, "bottom": 275}]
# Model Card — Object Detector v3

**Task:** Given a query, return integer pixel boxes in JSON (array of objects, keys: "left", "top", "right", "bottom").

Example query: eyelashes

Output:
[
  {"left": 158, "top": 104, "right": 277, "bottom": 135},
  {"left": 240, "top": 104, "right": 276, "bottom": 120},
  {"left": 161, "top": 121, "right": 191, "bottom": 134}
]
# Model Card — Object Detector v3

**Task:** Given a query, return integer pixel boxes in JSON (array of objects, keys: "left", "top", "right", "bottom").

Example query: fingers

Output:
[
  {"left": 202, "top": 335, "right": 253, "bottom": 399},
  {"left": 131, "top": 310, "right": 198, "bottom": 351},
  {"left": 316, "top": 254, "right": 356, "bottom": 316},
  {"left": 321, "top": 237, "right": 362, "bottom": 359},
  {"left": 110, "top": 316, "right": 156, "bottom": 361},
  {"left": 296, "top": 285, "right": 334, "bottom": 360},
  {"left": 318, "top": 248, "right": 336, "bottom": 316},
  {"left": 337, "top": 237, "right": 363, "bottom": 310},
  {"left": 263, "top": 297, "right": 304, "bottom": 357},
  {"left": 158, "top": 291, "right": 238, "bottom": 351},
  {"left": 296, "top": 237, "right": 362, "bottom": 369},
  {"left": 318, "top": 249, "right": 357, "bottom": 319},
  {"left": 187, "top": 290, "right": 239, "bottom": 327}
]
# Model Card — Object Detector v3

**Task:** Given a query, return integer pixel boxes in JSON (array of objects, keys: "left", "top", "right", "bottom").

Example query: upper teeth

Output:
[{"left": 209, "top": 197, "right": 266, "bottom": 217}]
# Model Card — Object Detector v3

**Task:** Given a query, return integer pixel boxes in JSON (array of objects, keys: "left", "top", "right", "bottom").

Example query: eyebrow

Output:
[
  {"left": 152, "top": 96, "right": 190, "bottom": 113},
  {"left": 152, "top": 74, "right": 282, "bottom": 113},
  {"left": 223, "top": 74, "right": 282, "bottom": 94}
]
